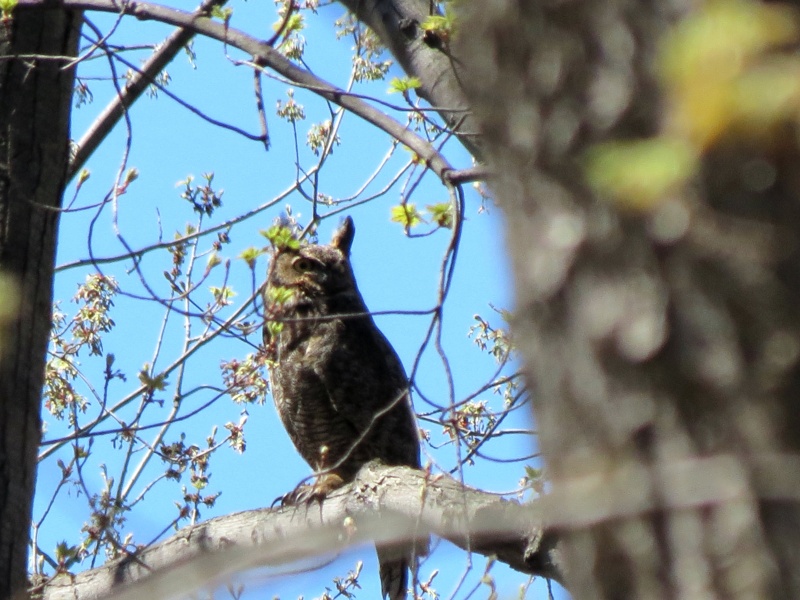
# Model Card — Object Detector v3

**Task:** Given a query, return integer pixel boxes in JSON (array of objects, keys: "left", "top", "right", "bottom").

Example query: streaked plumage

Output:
[{"left": 263, "top": 217, "right": 423, "bottom": 600}]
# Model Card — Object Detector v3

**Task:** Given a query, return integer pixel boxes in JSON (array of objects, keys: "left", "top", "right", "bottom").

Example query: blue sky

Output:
[{"left": 34, "top": 3, "right": 567, "bottom": 598}]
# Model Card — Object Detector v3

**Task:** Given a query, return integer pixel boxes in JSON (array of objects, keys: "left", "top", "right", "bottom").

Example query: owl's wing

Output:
[
  {"left": 310, "top": 316, "right": 409, "bottom": 431},
  {"left": 314, "top": 321, "right": 422, "bottom": 477}
]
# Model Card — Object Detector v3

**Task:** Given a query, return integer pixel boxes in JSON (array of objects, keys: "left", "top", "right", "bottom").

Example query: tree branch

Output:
[
  {"left": 444, "top": 164, "right": 491, "bottom": 185},
  {"left": 336, "top": 0, "right": 483, "bottom": 160},
  {"left": 18, "top": 0, "right": 457, "bottom": 182},
  {"left": 40, "top": 464, "right": 564, "bottom": 600},
  {"left": 67, "top": 0, "right": 230, "bottom": 182}
]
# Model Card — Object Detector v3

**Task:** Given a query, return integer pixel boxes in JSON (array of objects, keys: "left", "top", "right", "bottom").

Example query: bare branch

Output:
[
  {"left": 444, "top": 165, "right": 491, "bottom": 185},
  {"left": 67, "top": 0, "right": 230, "bottom": 182},
  {"left": 18, "top": 0, "right": 456, "bottom": 181},
  {"left": 40, "top": 464, "right": 564, "bottom": 600}
]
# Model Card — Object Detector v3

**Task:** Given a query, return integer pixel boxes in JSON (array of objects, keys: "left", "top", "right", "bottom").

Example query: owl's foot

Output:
[{"left": 275, "top": 473, "right": 346, "bottom": 507}]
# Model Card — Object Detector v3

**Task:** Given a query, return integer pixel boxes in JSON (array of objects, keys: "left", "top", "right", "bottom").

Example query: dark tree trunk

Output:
[
  {"left": 457, "top": 1, "right": 800, "bottom": 598},
  {"left": 0, "top": 10, "right": 81, "bottom": 598}
]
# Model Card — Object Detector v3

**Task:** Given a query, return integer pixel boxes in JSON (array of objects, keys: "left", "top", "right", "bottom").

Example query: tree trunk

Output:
[
  {"left": 457, "top": 1, "right": 800, "bottom": 598},
  {"left": 0, "top": 10, "right": 81, "bottom": 598}
]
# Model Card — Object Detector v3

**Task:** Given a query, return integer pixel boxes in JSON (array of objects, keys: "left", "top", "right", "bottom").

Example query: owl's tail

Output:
[
  {"left": 377, "top": 538, "right": 427, "bottom": 600},
  {"left": 377, "top": 548, "right": 408, "bottom": 600}
]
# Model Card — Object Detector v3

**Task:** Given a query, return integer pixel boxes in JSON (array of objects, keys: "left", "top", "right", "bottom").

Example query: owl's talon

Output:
[
  {"left": 277, "top": 473, "right": 345, "bottom": 508},
  {"left": 271, "top": 493, "right": 290, "bottom": 508},
  {"left": 272, "top": 486, "right": 315, "bottom": 507},
  {"left": 282, "top": 483, "right": 319, "bottom": 506}
]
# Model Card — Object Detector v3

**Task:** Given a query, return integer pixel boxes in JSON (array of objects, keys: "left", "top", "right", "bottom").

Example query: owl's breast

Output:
[{"left": 269, "top": 327, "right": 358, "bottom": 472}]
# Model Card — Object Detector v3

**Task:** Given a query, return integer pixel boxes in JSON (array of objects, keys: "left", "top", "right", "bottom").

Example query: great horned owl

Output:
[{"left": 263, "top": 217, "right": 423, "bottom": 600}]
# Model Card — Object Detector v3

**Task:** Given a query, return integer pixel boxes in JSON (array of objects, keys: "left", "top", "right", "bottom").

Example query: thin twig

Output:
[
  {"left": 67, "top": 0, "right": 231, "bottom": 181},
  {"left": 20, "top": 0, "right": 456, "bottom": 181}
]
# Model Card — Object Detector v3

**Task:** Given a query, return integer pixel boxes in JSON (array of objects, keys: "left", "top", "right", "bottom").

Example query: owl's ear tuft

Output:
[{"left": 331, "top": 216, "right": 355, "bottom": 256}]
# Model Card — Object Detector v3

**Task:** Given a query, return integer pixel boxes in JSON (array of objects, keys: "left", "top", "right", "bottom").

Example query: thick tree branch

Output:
[
  {"left": 335, "top": 0, "right": 482, "bottom": 160},
  {"left": 40, "top": 464, "right": 563, "bottom": 600},
  {"left": 444, "top": 164, "right": 491, "bottom": 185},
  {"left": 18, "top": 0, "right": 457, "bottom": 182}
]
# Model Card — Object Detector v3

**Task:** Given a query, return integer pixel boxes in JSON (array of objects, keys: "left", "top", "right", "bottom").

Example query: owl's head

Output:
[{"left": 266, "top": 216, "right": 357, "bottom": 299}]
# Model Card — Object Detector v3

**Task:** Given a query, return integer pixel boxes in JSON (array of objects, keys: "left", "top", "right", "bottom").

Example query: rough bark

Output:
[
  {"left": 40, "top": 464, "right": 563, "bottom": 600},
  {"left": 456, "top": 1, "right": 800, "bottom": 599},
  {"left": 335, "top": 0, "right": 482, "bottom": 159},
  {"left": 0, "top": 9, "right": 81, "bottom": 599}
]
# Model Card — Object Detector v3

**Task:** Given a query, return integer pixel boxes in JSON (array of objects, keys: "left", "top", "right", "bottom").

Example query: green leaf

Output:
[
  {"left": 210, "top": 286, "right": 236, "bottom": 305},
  {"left": 421, "top": 14, "right": 450, "bottom": 33},
  {"left": 124, "top": 167, "right": 139, "bottom": 183},
  {"left": 260, "top": 225, "right": 300, "bottom": 250},
  {"left": 0, "top": 0, "right": 18, "bottom": 17},
  {"left": 266, "top": 285, "right": 294, "bottom": 305},
  {"left": 55, "top": 541, "right": 80, "bottom": 567},
  {"left": 390, "top": 203, "right": 423, "bottom": 229},
  {"left": 524, "top": 465, "right": 542, "bottom": 480},
  {"left": 658, "top": 1, "right": 800, "bottom": 150},
  {"left": 210, "top": 6, "right": 233, "bottom": 23},
  {"left": 238, "top": 247, "right": 264, "bottom": 269},
  {"left": 138, "top": 367, "right": 168, "bottom": 392},
  {"left": 426, "top": 202, "right": 454, "bottom": 229},
  {"left": 275, "top": 13, "right": 304, "bottom": 35},
  {"left": 584, "top": 138, "right": 697, "bottom": 211},
  {"left": 206, "top": 253, "right": 221, "bottom": 270},
  {"left": 388, "top": 76, "right": 421, "bottom": 94},
  {"left": 264, "top": 320, "right": 284, "bottom": 339},
  {"left": 419, "top": 6, "right": 457, "bottom": 43}
]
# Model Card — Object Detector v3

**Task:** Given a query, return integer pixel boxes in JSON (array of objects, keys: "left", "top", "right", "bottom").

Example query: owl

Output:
[{"left": 263, "top": 216, "right": 424, "bottom": 600}]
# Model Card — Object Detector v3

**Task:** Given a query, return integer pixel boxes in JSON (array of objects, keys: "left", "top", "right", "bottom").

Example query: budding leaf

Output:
[
  {"left": 138, "top": 368, "right": 168, "bottom": 392},
  {"left": 388, "top": 76, "right": 421, "bottom": 94},
  {"left": 260, "top": 225, "right": 300, "bottom": 250},
  {"left": 390, "top": 203, "right": 423, "bottom": 229},
  {"left": 426, "top": 203, "right": 454, "bottom": 229}
]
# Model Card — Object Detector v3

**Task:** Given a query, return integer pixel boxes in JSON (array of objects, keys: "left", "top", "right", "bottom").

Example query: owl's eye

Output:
[{"left": 293, "top": 257, "right": 315, "bottom": 272}]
